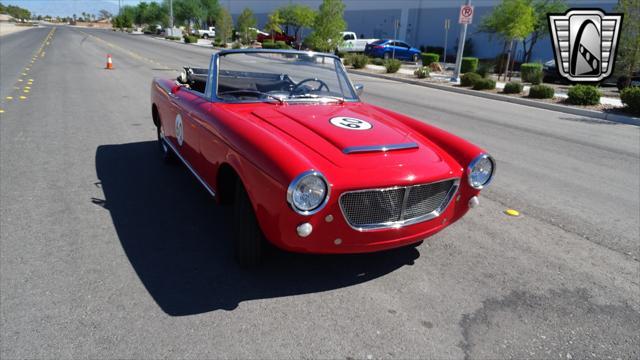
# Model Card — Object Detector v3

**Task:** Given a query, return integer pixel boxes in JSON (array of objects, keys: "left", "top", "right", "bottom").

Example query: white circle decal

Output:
[
  {"left": 329, "top": 117, "right": 372, "bottom": 130},
  {"left": 175, "top": 114, "right": 184, "bottom": 146}
]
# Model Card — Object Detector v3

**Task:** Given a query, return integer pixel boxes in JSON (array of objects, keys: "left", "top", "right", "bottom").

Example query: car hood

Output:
[{"left": 250, "top": 103, "right": 449, "bottom": 170}]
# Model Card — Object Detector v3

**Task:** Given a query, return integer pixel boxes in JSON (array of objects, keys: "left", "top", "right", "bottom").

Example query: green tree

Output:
[
  {"left": 215, "top": 7, "right": 232, "bottom": 44},
  {"left": 99, "top": 9, "right": 112, "bottom": 20},
  {"left": 200, "top": 0, "right": 219, "bottom": 27},
  {"left": 143, "top": 2, "right": 166, "bottom": 26},
  {"left": 279, "top": 4, "right": 316, "bottom": 44},
  {"left": 616, "top": 0, "right": 640, "bottom": 82},
  {"left": 480, "top": 0, "right": 535, "bottom": 79},
  {"left": 134, "top": 2, "right": 148, "bottom": 26},
  {"left": 236, "top": 8, "right": 257, "bottom": 44},
  {"left": 522, "top": 0, "right": 568, "bottom": 63},
  {"left": 264, "top": 10, "right": 283, "bottom": 42},
  {"left": 307, "top": 0, "right": 346, "bottom": 52},
  {"left": 174, "top": 0, "right": 204, "bottom": 31}
]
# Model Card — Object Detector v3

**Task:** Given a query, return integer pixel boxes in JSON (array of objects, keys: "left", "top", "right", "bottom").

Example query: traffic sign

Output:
[{"left": 459, "top": 5, "right": 474, "bottom": 24}]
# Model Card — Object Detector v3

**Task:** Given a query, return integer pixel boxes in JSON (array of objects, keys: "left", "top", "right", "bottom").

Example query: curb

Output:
[{"left": 348, "top": 69, "right": 640, "bottom": 126}]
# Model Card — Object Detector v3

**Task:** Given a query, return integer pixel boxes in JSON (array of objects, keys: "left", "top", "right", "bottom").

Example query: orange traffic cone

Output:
[{"left": 105, "top": 54, "right": 113, "bottom": 70}]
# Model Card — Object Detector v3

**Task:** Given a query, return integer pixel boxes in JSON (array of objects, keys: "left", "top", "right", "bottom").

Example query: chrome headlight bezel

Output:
[
  {"left": 286, "top": 170, "right": 330, "bottom": 216},
  {"left": 467, "top": 154, "right": 495, "bottom": 190}
]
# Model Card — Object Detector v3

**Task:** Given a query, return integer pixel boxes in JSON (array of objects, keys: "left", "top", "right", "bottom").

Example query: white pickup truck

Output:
[
  {"left": 337, "top": 31, "right": 378, "bottom": 53},
  {"left": 192, "top": 26, "right": 216, "bottom": 38}
]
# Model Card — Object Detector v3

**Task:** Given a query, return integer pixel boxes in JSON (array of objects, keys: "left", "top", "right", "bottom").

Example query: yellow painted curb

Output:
[
  {"left": 19, "top": 96, "right": 27, "bottom": 100},
  {"left": 6, "top": 96, "right": 13, "bottom": 100}
]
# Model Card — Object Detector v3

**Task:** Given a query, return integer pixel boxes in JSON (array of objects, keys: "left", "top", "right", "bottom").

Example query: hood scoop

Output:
[{"left": 343, "top": 142, "right": 419, "bottom": 154}]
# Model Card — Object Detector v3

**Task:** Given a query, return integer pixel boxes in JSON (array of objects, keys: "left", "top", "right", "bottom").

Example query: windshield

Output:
[{"left": 217, "top": 51, "right": 358, "bottom": 103}]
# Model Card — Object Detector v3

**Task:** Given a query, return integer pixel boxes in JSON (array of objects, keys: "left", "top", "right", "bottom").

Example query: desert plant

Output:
[
  {"left": 343, "top": 54, "right": 354, "bottom": 66},
  {"left": 460, "top": 72, "right": 482, "bottom": 87},
  {"left": 384, "top": 59, "right": 401, "bottom": 73},
  {"left": 475, "top": 63, "right": 492, "bottom": 78},
  {"left": 421, "top": 53, "right": 439, "bottom": 66},
  {"left": 472, "top": 78, "right": 496, "bottom": 90},
  {"left": 503, "top": 81, "right": 523, "bottom": 94},
  {"left": 461, "top": 57, "right": 479, "bottom": 73},
  {"left": 275, "top": 40, "right": 290, "bottom": 49},
  {"left": 566, "top": 85, "right": 601, "bottom": 105},
  {"left": 183, "top": 35, "right": 199, "bottom": 43},
  {"left": 521, "top": 63, "right": 543, "bottom": 84},
  {"left": 620, "top": 86, "right": 640, "bottom": 115},
  {"left": 370, "top": 57, "right": 384, "bottom": 66},
  {"left": 262, "top": 40, "right": 276, "bottom": 49},
  {"left": 528, "top": 84, "right": 554, "bottom": 99},
  {"left": 351, "top": 54, "right": 369, "bottom": 69},
  {"left": 414, "top": 66, "right": 430, "bottom": 79},
  {"left": 232, "top": 41, "right": 242, "bottom": 49}
]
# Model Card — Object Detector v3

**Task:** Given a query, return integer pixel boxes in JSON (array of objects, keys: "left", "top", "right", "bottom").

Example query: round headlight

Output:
[
  {"left": 287, "top": 171, "right": 330, "bottom": 215},
  {"left": 468, "top": 154, "right": 495, "bottom": 189}
]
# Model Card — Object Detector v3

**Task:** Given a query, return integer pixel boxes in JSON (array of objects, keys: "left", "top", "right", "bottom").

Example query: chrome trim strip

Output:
[
  {"left": 161, "top": 134, "right": 216, "bottom": 198},
  {"left": 342, "top": 142, "right": 419, "bottom": 154},
  {"left": 338, "top": 178, "right": 460, "bottom": 232},
  {"left": 467, "top": 153, "right": 496, "bottom": 190},
  {"left": 286, "top": 170, "right": 331, "bottom": 216}
]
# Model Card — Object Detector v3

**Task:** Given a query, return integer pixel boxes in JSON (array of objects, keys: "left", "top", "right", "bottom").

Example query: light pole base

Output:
[{"left": 450, "top": 77, "right": 460, "bottom": 84}]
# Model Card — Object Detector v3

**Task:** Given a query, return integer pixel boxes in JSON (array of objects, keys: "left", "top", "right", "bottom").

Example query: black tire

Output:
[
  {"left": 202, "top": 34, "right": 209, "bottom": 39},
  {"left": 233, "top": 180, "right": 263, "bottom": 267},
  {"left": 157, "top": 126, "right": 176, "bottom": 164}
]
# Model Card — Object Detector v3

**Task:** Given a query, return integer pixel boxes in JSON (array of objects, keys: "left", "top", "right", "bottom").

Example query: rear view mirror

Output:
[{"left": 354, "top": 84, "right": 364, "bottom": 96}]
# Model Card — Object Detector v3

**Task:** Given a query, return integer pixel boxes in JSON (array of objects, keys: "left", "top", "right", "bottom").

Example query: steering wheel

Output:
[{"left": 290, "top": 78, "right": 330, "bottom": 95}]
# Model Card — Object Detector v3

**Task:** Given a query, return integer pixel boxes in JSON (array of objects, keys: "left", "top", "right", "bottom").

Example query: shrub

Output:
[
  {"left": 262, "top": 40, "right": 275, "bottom": 49},
  {"left": 343, "top": 54, "right": 354, "bottom": 66},
  {"left": 460, "top": 72, "right": 482, "bottom": 87},
  {"left": 183, "top": 35, "right": 198, "bottom": 43},
  {"left": 461, "top": 57, "right": 478, "bottom": 73},
  {"left": 567, "top": 85, "right": 601, "bottom": 105},
  {"left": 352, "top": 54, "right": 369, "bottom": 69},
  {"left": 521, "top": 63, "right": 543, "bottom": 84},
  {"left": 275, "top": 41, "right": 291, "bottom": 49},
  {"left": 475, "top": 63, "right": 492, "bottom": 78},
  {"left": 620, "top": 86, "right": 640, "bottom": 115},
  {"left": 528, "top": 84, "right": 555, "bottom": 99},
  {"left": 232, "top": 41, "right": 241, "bottom": 49},
  {"left": 503, "top": 81, "right": 523, "bottom": 94},
  {"left": 370, "top": 57, "right": 384, "bottom": 66},
  {"left": 414, "top": 66, "right": 430, "bottom": 79},
  {"left": 165, "top": 36, "right": 181, "bottom": 41},
  {"left": 421, "top": 53, "right": 439, "bottom": 66},
  {"left": 472, "top": 78, "right": 496, "bottom": 90},
  {"left": 384, "top": 59, "right": 401, "bottom": 73}
]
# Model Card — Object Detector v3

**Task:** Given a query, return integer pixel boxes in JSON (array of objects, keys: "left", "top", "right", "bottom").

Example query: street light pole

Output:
[
  {"left": 451, "top": 0, "right": 471, "bottom": 83},
  {"left": 443, "top": 18, "right": 450, "bottom": 68},
  {"left": 169, "top": 0, "right": 174, "bottom": 29}
]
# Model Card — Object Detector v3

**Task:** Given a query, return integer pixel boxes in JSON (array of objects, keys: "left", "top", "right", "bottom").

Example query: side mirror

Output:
[{"left": 354, "top": 84, "right": 364, "bottom": 96}]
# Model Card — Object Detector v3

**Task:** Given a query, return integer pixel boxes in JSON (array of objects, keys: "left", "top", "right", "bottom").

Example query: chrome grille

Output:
[{"left": 339, "top": 179, "right": 459, "bottom": 230}]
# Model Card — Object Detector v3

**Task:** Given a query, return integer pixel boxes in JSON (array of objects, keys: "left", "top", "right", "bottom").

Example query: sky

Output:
[{"left": 1, "top": 0, "right": 144, "bottom": 17}]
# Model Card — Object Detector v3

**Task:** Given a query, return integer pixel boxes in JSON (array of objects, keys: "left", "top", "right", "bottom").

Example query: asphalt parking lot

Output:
[{"left": 1, "top": 26, "right": 639, "bottom": 359}]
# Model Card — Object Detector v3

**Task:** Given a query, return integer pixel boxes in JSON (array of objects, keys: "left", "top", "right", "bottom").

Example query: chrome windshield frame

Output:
[{"left": 208, "top": 49, "right": 361, "bottom": 104}]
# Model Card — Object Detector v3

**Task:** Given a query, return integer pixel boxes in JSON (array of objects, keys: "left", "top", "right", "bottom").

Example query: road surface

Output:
[{"left": 1, "top": 26, "right": 638, "bottom": 359}]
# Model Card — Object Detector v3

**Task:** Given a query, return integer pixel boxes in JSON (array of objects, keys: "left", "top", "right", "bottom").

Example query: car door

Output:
[
  {"left": 166, "top": 87, "right": 203, "bottom": 170},
  {"left": 396, "top": 42, "right": 411, "bottom": 60}
]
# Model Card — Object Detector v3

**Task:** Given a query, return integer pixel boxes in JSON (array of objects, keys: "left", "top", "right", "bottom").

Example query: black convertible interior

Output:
[{"left": 177, "top": 67, "right": 336, "bottom": 101}]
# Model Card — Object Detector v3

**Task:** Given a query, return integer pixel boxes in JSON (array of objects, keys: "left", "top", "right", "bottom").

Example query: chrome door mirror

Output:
[{"left": 354, "top": 83, "right": 364, "bottom": 96}]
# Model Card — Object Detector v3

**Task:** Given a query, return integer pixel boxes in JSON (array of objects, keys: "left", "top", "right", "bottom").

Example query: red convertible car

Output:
[{"left": 150, "top": 49, "right": 495, "bottom": 266}]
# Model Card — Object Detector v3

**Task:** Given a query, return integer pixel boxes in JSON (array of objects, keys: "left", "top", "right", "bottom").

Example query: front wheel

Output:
[
  {"left": 202, "top": 34, "right": 209, "bottom": 39},
  {"left": 233, "top": 180, "right": 263, "bottom": 267}
]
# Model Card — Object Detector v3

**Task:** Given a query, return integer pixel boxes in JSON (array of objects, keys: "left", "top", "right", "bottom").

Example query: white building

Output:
[{"left": 222, "top": 0, "right": 617, "bottom": 61}]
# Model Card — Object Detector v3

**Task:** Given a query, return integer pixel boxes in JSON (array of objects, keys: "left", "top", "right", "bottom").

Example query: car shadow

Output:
[{"left": 95, "top": 141, "right": 419, "bottom": 316}]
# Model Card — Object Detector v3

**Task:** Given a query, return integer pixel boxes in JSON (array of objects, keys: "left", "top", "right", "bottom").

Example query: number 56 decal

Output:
[{"left": 330, "top": 117, "right": 373, "bottom": 130}]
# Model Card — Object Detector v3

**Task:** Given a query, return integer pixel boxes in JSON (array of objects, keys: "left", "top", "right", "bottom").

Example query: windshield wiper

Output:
[
  {"left": 219, "top": 90, "right": 284, "bottom": 104},
  {"left": 288, "top": 94, "right": 345, "bottom": 104}
]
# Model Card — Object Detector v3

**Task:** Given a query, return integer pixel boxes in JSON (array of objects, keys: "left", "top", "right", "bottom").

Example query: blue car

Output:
[{"left": 364, "top": 39, "right": 421, "bottom": 62}]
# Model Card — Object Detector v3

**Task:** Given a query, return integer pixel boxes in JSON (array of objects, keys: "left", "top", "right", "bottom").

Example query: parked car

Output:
[
  {"left": 192, "top": 26, "right": 215, "bottom": 38},
  {"left": 256, "top": 31, "right": 295, "bottom": 45},
  {"left": 364, "top": 39, "right": 421, "bottom": 62},
  {"left": 337, "top": 31, "right": 378, "bottom": 53},
  {"left": 150, "top": 49, "right": 495, "bottom": 266}
]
